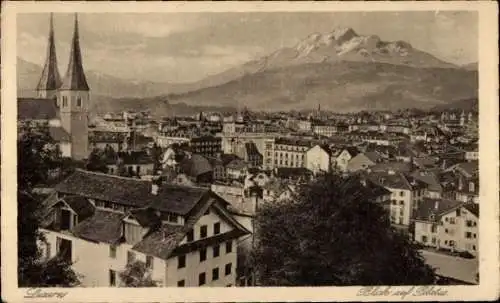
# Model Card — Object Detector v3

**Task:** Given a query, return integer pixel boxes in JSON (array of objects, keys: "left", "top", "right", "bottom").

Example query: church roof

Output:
[
  {"left": 18, "top": 98, "right": 59, "bottom": 121},
  {"left": 60, "top": 15, "right": 90, "bottom": 91},
  {"left": 36, "top": 14, "right": 62, "bottom": 92}
]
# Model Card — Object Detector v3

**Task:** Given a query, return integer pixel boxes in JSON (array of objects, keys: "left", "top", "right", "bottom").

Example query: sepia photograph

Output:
[{"left": 2, "top": 1, "right": 499, "bottom": 302}]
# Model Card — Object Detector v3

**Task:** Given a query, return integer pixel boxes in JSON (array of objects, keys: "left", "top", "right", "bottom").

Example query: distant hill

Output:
[
  {"left": 167, "top": 61, "right": 478, "bottom": 112},
  {"left": 17, "top": 57, "right": 191, "bottom": 99},
  {"left": 17, "top": 27, "right": 478, "bottom": 113},
  {"left": 430, "top": 98, "right": 478, "bottom": 113}
]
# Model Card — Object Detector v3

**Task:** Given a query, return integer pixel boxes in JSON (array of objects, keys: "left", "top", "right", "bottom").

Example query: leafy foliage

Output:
[
  {"left": 85, "top": 148, "right": 109, "bottom": 173},
  {"left": 252, "top": 172, "right": 437, "bottom": 286},
  {"left": 18, "top": 127, "right": 81, "bottom": 287},
  {"left": 119, "top": 261, "right": 158, "bottom": 287},
  {"left": 18, "top": 124, "right": 62, "bottom": 190}
]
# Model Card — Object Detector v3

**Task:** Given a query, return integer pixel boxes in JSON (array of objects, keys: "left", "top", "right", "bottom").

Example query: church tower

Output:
[
  {"left": 58, "top": 14, "right": 90, "bottom": 160},
  {"left": 36, "top": 13, "right": 62, "bottom": 99}
]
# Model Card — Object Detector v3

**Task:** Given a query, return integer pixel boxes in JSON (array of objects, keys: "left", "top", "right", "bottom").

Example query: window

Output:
[
  {"left": 77, "top": 96, "right": 82, "bottom": 107},
  {"left": 400, "top": 191, "right": 405, "bottom": 197},
  {"left": 399, "top": 201, "right": 404, "bottom": 205},
  {"left": 177, "top": 280, "right": 185, "bottom": 287},
  {"left": 225, "top": 263, "right": 232, "bottom": 276},
  {"left": 456, "top": 209, "right": 461, "bottom": 217},
  {"left": 421, "top": 235, "right": 428, "bottom": 243},
  {"left": 431, "top": 224, "right": 437, "bottom": 233},
  {"left": 146, "top": 255, "right": 154, "bottom": 269},
  {"left": 473, "top": 233, "right": 477, "bottom": 239},
  {"left": 466, "top": 220, "right": 473, "bottom": 227},
  {"left": 187, "top": 229, "right": 194, "bottom": 242},
  {"left": 212, "top": 267, "right": 219, "bottom": 281},
  {"left": 449, "top": 240, "right": 455, "bottom": 247},
  {"left": 449, "top": 217, "right": 456, "bottom": 224},
  {"left": 200, "top": 225, "right": 207, "bottom": 238},
  {"left": 109, "top": 245, "right": 117, "bottom": 258},
  {"left": 472, "top": 245, "right": 476, "bottom": 251},
  {"left": 213, "top": 245, "right": 220, "bottom": 258},
  {"left": 109, "top": 269, "right": 116, "bottom": 286},
  {"left": 127, "top": 251, "right": 135, "bottom": 264},
  {"left": 200, "top": 248, "right": 207, "bottom": 262},
  {"left": 431, "top": 237, "right": 436, "bottom": 244},
  {"left": 178, "top": 255, "right": 186, "bottom": 268},
  {"left": 226, "top": 241, "right": 233, "bottom": 253},
  {"left": 62, "top": 96, "right": 68, "bottom": 107},
  {"left": 214, "top": 222, "right": 221, "bottom": 235},
  {"left": 465, "top": 232, "right": 472, "bottom": 238},
  {"left": 199, "top": 273, "right": 206, "bottom": 286},
  {"left": 445, "top": 229, "right": 449, "bottom": 234}
]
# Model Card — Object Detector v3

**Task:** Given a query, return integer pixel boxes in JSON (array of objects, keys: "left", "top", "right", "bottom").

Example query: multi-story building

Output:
[
  {"left": 304, "top": 145, "right": 332, "bottom": 174},
  {"left": 413, "top": 199, "right": 479, "bottom": 256},
  {"left": 38, "top": 169, "right": 250, "bottom": 287},
  {"left": 312, "top": 121, "right": 337, "bottom": 137},
  {"left": 273, "top": 137, "right": 312, "bottom": 168},
  {"left": 367, "top": 171, "right": 427, "bottom": 231}
]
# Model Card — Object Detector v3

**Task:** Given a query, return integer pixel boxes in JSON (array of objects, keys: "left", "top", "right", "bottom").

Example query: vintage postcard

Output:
[{"left": 1, "top": 1, "right": 499, "bottom": 302}]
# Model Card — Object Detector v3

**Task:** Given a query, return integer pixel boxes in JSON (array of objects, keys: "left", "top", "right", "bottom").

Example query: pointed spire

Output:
[
  {"left": 60, "top": 13, "right": 90, "bottom": 91},
  {"left": 36, "top": 13, "right": 62, "bottom": 93}
]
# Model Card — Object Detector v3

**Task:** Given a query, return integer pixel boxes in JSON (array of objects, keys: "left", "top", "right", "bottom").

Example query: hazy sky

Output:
[{"left": 17, "top": 11, "right": 478, "bottom": 83}]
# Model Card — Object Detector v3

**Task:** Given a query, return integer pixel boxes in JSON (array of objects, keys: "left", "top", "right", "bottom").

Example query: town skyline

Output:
[{"left": 17, "top": 11, "right": 478, "bottom": 84}]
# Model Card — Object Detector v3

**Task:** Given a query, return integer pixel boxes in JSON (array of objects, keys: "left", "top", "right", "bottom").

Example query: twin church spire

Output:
[{"left": 37, "top": 13, "right": 89, "bottom": 97}]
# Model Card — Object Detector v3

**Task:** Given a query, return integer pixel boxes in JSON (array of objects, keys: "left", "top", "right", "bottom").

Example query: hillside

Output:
[
  {"left": 17, "top": 58, "right": 189, "bottom": 98},
  {"left": 167, "top": 61, "right": 478, "bottom": 112},
  {"left": 184, "top": 27, "right": 458, "bottom": 90}
]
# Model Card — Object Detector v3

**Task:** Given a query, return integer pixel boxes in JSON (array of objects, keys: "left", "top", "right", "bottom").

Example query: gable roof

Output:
[
  {"left": 72, "top": 209, "right": 125, "bottom": 244},
  {"left": 18, "top": 98, "right": 59, "bottom": 121},
  {"left": 49, "top": 126, "right": 71, "bottom": 142},
  {"left": 55, "top": 169, "right": 209, "bottom": 215},
  {"left": 413, "top": 198, "right": 464, "bottom": 222},
  {"left": 180, "top": 154, "right": 213, "bottom": 177}
]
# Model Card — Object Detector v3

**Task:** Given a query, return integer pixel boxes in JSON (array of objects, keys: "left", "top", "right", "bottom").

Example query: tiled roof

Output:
[
  {"left": 49, "top": 126, "right": 70, "bottom": 142},
  {"left": 129, "top": 208, "right": 161, "bottom": 228},
  {"left": 132, "top": 224, "right": 186, "bottom": 259},
  {"left": 364, "top": 151, "right": 383, "bottom": 163},
  {"left": 413, "top": 198, "right": 463, "bottom": 222},
  {"left": 370, "top": 162, "right": 412, "bottom": 173},
  {"left": 411, "top": 170, "right": 442, "bottom": 192},
  {"left": 367, "top": 171, "right": 427, "bottom": 190},
  {"left": 463, "top": 202, "right": 479, "bottom": 217},
  {"left": 72, "top": 209, "right": 125, "bottom": 244},
  {"left": 55, "top": 169, "right": 209, "bottom": 215},
  {"left": 18, "top": 98, "right": 59, "bottom": 121},
  {"left": 50, "top": 195, "right": 95, "bottom": 220},
  {"left": 180, "top": 154, "right": 213, "bottom": 177}
]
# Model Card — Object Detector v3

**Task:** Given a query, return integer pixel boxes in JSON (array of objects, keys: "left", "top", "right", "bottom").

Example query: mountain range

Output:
[{"left": 17, "top": 27, "right": 478, "bottom": 114}]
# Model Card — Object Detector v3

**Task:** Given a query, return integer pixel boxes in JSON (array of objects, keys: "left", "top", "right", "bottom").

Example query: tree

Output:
[
  {"left": 85, "top": 148, "right": 108, "bottom": 173},
  {"left": 18, "top": 129, "right": 80, "bottom": 287},
  {"left": 252, "top": 172, "right": 436, "bottom": 286},
  {"left": 119, "top": 260, "right": 158, "bottom": 287},
  {"left": 18, "top": 125, "right": 61, "bottom": 190}
]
